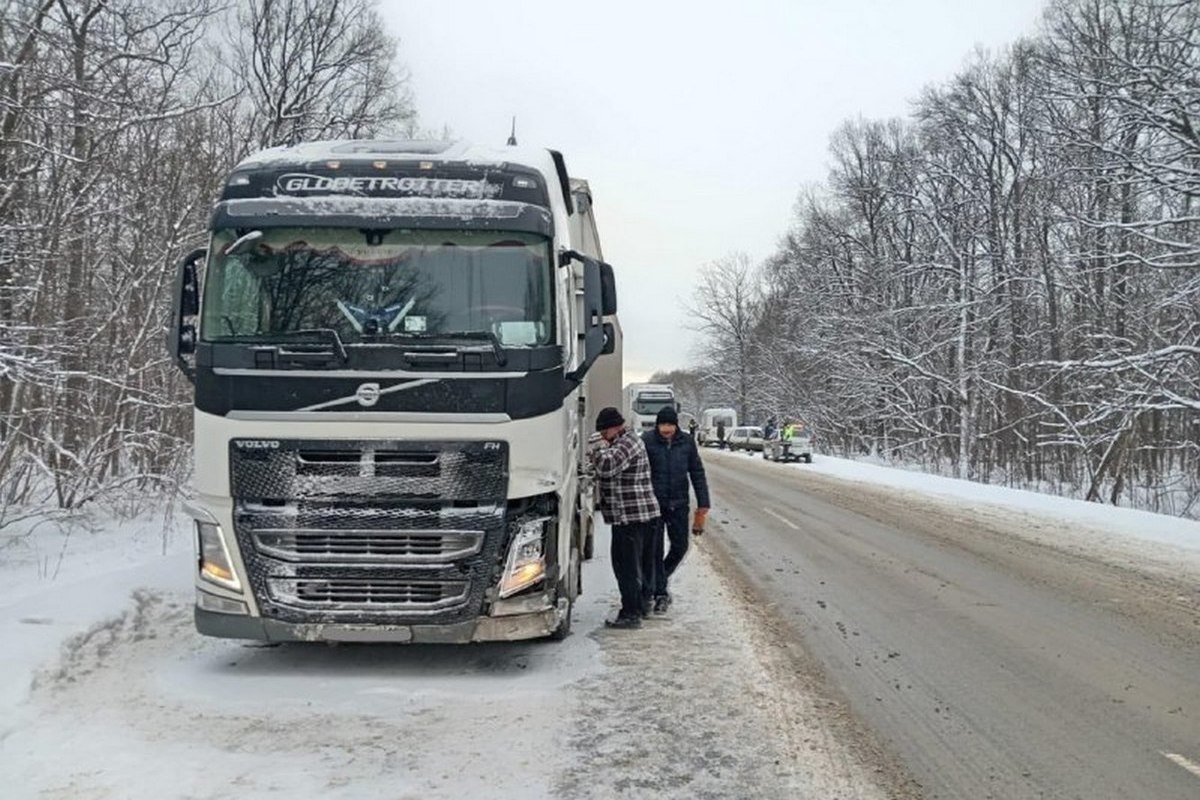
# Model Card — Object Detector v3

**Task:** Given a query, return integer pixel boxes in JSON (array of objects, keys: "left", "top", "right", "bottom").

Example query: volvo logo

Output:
[
  {"left": 355, "top": 382, "right": 382, "bottom": 407},
  {"left": 236, "top": 440, "right": 279, "bottom": 449}
]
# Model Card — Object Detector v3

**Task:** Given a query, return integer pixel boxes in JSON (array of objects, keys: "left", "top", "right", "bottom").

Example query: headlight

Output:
[
  {"left": 196, "top": 521, "right": 242, "bottom": 592},
  {"left": 498, "top": 518, "right": 548, "bottom": 598}
]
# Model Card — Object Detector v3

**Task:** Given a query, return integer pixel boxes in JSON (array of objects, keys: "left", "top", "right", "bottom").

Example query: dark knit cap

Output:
[
  {"left": 656, "top": 406, "right": 679, "bottom": 426},
  {"left": 596, "top": 406, "right": 625, "bottom": 431}
]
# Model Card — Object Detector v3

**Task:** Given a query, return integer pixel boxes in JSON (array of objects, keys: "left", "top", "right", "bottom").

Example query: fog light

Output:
[
  {"left": 196, "top": 589, "right": 248, "bottom": 615},
  {"left": 498, "top": 518, "right": 548, "bottom": 598},
  {"left": 196, "top": 521, "right": 242, "bottom": 591}
]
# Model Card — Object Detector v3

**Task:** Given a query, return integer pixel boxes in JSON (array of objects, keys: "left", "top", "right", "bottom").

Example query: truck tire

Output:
[
  {"left": 550, "top": 546, "right": 581, "bottom": 641},
  {"left": 803, "top": 453, "right": 813, "bottom": 464},
  {"left": 762, "top": 449, "right": 768, "bottom": 459},
  {"left": 550, "top": 595, "right": 573, "bottom": 641}
]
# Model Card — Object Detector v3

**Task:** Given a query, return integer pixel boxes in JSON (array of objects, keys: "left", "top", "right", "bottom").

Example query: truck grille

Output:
[
  {"left": 268, "top": 576, "right": 469, "bottom": 612},
  {"left": 229, "top": 439, "right": 509, "bottom": 625}
]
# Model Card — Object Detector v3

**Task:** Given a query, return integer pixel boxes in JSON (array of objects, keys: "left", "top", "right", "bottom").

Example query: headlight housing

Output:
[
  {"left": 196, "top": 521, "right": 242, "bottom": 592},
  {"left": 498, "top": 517, "right": 549, "bottom": 598}
]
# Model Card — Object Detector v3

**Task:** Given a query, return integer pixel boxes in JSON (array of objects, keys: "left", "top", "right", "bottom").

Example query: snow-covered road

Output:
[
  {"left": 0, "top": 514, "right": 887, "bottom": 800},
  {"left": 704, "top": 448, "right": 1200, "bottom": 799}
]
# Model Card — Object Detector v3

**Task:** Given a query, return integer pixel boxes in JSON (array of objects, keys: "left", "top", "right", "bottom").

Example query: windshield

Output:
[
  {"left": 201, "top": 228, "right": 553, "bottom": 346},
  {"left": 633, "top": 398, "right": 674, "bottom": 416}
]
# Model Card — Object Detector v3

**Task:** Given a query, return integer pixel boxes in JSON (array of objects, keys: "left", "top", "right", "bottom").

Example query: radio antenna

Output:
[{"left": 506, "top": 117, "right": 518, "bottom": 147}]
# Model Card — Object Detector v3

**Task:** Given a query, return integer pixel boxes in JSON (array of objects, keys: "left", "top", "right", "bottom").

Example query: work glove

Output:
[{"left": 692, "top": 507, "right": 709, "bottom": 536}]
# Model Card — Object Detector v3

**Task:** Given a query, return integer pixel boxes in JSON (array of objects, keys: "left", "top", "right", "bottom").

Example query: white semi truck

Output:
[
  {"left": 167, "top": 139, "right": 619, "bottom": 642},
  {"left": 622, "top": 383, "right": 677, "bottom": 433}
]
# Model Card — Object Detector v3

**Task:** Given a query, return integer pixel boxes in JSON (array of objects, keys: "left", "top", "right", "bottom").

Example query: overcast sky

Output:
[{"left": 381, "top": 0, "right": 1046, "bottom": 383}]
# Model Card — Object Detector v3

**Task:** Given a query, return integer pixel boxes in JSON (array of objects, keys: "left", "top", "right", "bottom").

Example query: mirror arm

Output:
[{"left": 558, "top": 249, "right": 585, "bottom": 268}]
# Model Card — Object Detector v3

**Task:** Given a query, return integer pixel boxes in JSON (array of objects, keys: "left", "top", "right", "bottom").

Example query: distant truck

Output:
[
  {"left": 622, "top": 383, "right": 677, "bottom": 433},
  {"left": 167, "top": 139, "right": 619, "bottom": 644},
  {"left": 697, "top": 407, "right": 737, "bottom": 447}
]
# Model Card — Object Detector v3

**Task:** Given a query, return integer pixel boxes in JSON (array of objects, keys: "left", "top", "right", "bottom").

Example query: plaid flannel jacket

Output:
[{"left": 590, "top": 429, "right": 661, "bottom": 525}]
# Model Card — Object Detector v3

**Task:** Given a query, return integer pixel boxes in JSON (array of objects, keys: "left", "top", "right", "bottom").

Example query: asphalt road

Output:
[{"left": 702, "top": 450, "right": 1200, "bottom": 800}]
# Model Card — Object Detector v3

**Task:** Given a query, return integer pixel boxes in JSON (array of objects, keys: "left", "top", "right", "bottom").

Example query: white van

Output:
[{"left": 698, "top": 407, "right": 738, "bottom": 447}]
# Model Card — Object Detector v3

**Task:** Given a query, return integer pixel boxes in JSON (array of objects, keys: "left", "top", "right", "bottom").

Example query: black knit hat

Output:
[
  {"left": 656, "top": 406, "right": 679, "bottom": 426},
  {"left": 596, "top": 406, "right": 625, "bottom": 431}
]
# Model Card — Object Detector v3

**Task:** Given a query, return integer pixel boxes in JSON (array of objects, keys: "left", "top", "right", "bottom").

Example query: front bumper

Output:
[{"left": 195, "top": 599, "right": 567, "bottom": 643}]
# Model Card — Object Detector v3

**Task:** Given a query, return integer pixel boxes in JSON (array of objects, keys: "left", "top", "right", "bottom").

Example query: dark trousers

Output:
[
  {"left": 652, "top": 505, "right": 690, "bottom": 596},
  {"left": 611, "top": 520, "right": 657, "bottom": 617}
]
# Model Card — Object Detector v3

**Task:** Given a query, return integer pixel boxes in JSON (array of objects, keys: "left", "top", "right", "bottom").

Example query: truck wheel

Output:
[
  {"left": 550, "top": 547, "right": 581, "bottom": 641},
  {"left": 581, "top": 514, "right": 595, "bottom": 561},
  {"left": 804, "top": 453, "right": 813, "bottom": 464},
  {"left": 549, "top": 595, "right": 573, "bottom": 640},
  {"left": 762, "top": 449, "right": 768, "bottom": 459}
]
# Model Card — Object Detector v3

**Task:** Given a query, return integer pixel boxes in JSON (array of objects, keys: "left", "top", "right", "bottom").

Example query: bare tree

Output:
[
  {"left": 685, "top": 253, "right": 762, "bottom": 422},
  {"left": 233, "top": 0, "right": 415, "bottom": 149}
]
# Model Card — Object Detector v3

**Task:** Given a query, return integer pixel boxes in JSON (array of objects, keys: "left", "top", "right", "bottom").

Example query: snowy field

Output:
[{"left": 0, "top": 509, "right": 886, "bottom": 800}]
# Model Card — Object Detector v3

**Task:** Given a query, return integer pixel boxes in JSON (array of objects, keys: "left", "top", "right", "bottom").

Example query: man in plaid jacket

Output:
[{"left": 589, "top": 406, "right": 661, "bottom": 628}]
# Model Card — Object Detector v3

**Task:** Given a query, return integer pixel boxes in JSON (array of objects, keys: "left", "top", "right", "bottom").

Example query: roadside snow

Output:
[
  {"left": 0, "top": 511, "right": 888, "bottom": 800},
  {"left": 707, "top": 448, "right": 1200, "bottom": 580},
  {"left": 0, "top": 512, "right": 187, "bottom": 716}
]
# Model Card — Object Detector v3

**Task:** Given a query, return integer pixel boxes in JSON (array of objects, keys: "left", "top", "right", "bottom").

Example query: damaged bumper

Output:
[{"left": 194, "top": 600, "right": 566, "bottom": 644}]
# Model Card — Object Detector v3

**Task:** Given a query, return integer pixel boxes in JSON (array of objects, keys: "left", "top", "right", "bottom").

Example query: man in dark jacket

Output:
[{"left": 641, "top": 406, "right": 710, "bottom": 613}]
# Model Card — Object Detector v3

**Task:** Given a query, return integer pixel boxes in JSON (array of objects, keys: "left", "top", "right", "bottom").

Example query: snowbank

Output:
[{"left": 707, "top": 448, "right": 1200, "bottom": 579}]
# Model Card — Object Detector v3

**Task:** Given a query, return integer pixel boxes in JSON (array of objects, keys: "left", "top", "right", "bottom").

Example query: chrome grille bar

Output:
[
  {"left": 267, "top": 577, "right": 469, "bottom": 613},
  {"left": 252, "top": 528, "right": 483, "bottom": 564}
]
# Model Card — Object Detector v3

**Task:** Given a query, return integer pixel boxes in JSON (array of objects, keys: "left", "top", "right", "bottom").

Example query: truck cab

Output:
[
  {"left": 622, "top": 383, "right": 677, "bottom": 433},
  {"left": 168, "top": 139, "right": 617, "bottom": 643}
]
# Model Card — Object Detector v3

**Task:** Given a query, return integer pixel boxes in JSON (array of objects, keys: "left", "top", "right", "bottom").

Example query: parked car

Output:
[
  {"left": 763, "top": 430, "right": 813, "bottom": 463},
  {"left": 727, "top": 426, "right": 765, "bottom": 452}
]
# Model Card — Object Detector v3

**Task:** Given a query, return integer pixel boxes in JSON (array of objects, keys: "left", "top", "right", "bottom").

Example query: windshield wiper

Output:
[
  {"left": 224, "top": 230, "right": 263, "bottom": 255},
  {"left": 398, "top": 330, "right": 508, "bottom": 367},
  {"left": 446, "top": 330, "right": 507, "bottom": 367},
  {"left": 286, "top": 328, "right": 350, "bottom": 363}
]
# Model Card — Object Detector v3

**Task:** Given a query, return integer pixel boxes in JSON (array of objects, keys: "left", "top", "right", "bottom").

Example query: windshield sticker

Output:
[
  {"left": 404, "top": 316, "right": 427, "bottom": 333},
  {"left": 497, "top": 321, "right": 539, "bottom": 346}
]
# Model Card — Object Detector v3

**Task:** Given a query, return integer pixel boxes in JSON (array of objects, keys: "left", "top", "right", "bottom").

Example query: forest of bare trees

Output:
[
  {"left": 0, "top": 0, "right": 415, "bottom": 524},
  {"left": 3, "top": 0, "right": 1195, "bottom": 524},
  {"left": 691, "top": 0, "right": 1200, "bottom": 516}
]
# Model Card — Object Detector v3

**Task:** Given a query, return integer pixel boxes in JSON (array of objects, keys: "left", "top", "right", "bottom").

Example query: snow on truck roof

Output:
[{"left": 234, "top": 139, "right": 562, "bottom": 177}]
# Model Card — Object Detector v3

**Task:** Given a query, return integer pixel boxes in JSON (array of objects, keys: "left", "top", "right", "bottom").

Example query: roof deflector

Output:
[{"left": 548, "top": 150, "right": 575, "bottom": 216}]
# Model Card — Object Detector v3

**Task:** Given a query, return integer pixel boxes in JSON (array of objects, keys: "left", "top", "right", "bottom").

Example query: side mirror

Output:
[
  {"left": 565, "top": 258, "right": 605, "bottom": 387},
  {"left": 599, "top": 261, "right": 617, "bottom": 315},
  {"left": 560, "top": 249, "right": 617, "bottom": 316},
  {"left": 168, "top": 248, "right": 207, "bottom": 382}
]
